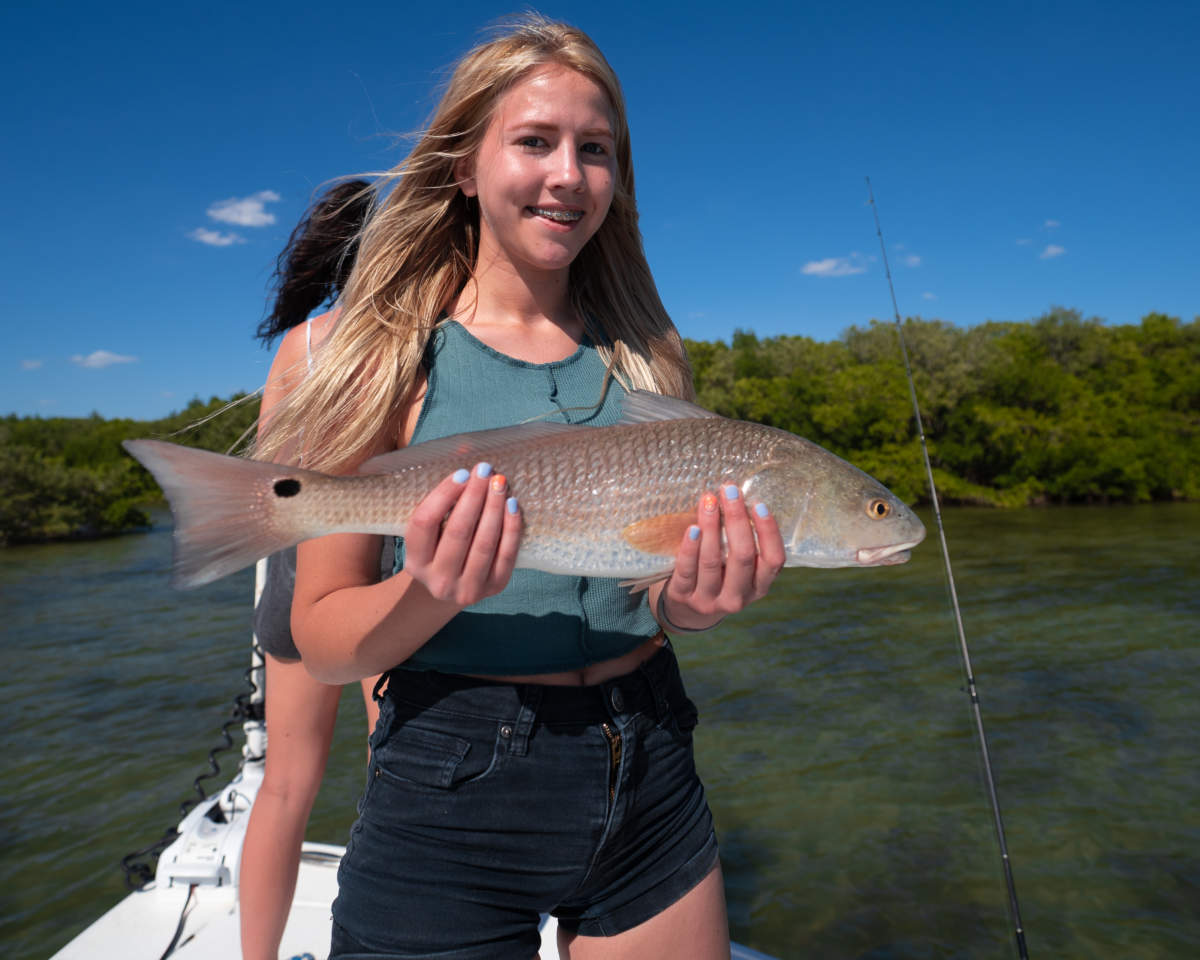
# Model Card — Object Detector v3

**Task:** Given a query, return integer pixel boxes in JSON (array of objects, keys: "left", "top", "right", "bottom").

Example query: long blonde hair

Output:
[{"left": 256, "top": 15, "right": 694, "bottom": 471}]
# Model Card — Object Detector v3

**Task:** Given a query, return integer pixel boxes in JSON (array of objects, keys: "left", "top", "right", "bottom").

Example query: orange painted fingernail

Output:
[
  {"left": 702, "top": 493, "right": 719, "bottom": 513},
  {"left": 490, "top": 474, "right": 507, "bottom": 493}
]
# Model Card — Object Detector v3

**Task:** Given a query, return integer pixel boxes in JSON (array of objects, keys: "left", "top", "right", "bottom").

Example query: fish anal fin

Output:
[
  {"left": 618, "top": 570, "right": 674, "bottom": 594},
  {"left": 621, "top": 511, "right": 694, "bottom": 557}
]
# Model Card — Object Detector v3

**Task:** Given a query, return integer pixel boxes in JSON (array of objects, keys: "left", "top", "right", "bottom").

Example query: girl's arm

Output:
[{"left": 292, "top": 465, "right": 521, "bottom": 684}]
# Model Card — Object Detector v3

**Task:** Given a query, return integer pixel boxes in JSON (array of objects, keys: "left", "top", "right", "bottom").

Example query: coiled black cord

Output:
[{"left": 119, "top": 649, "right": 264, "bottom": 890}]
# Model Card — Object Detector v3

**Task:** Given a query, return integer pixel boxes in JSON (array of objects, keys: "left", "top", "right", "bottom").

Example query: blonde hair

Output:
[{"left": 256, "top": 15, "right": 694, "bottom": 471}]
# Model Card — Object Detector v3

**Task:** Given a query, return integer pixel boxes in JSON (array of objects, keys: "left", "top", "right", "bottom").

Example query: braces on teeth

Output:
[{"left": 532, "top": 207, "right": 582, "bottom": 222}]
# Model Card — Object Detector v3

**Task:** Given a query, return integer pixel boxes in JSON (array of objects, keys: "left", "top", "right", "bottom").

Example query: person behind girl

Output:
[
  {"left": 255, "top": 16, "right": 786, "bottom": 960},
  {"left": 239, "top": 179, "right": 380, "bottom": 960}
]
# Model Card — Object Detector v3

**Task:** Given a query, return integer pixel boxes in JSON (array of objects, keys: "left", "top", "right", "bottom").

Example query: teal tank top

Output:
[{"left": 396, "top": 320, "right": 661, "bottom": 674}]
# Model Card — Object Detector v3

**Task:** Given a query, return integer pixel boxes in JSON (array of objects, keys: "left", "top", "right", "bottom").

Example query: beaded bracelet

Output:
[{"left": 656, "top": 588, "right": 726, "bottom": 634}]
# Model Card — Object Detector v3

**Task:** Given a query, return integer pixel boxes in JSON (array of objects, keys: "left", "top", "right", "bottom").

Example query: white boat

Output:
[{"left": 49, "top": 562, "right": 779, "bottom": 960}]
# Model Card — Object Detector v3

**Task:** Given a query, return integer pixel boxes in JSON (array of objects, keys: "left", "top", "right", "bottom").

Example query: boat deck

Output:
[{"left": 49, "top": 778, "right": 777, "bottom": 959}]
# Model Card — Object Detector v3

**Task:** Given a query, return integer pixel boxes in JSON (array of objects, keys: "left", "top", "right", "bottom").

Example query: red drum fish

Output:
[{"left": 124, "top": 392, "right": 925, "bottom": 588}]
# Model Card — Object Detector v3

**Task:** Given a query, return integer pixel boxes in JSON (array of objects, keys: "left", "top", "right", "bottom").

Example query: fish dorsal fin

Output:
[
  {"left": 618, "top": 390, "right": 722, "bottom": 424},
  {"left": 357, "top": 421, "right": 576, "bottom": 476}
]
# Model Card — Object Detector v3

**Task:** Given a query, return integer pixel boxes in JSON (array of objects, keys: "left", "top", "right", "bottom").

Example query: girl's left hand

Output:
[{"left": 655, "top": 485, "right": 786, "bottom": 632}]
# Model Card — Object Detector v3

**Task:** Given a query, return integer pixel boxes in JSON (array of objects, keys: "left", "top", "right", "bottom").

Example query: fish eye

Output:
[{"left": 866, "top": 498, "right": 890, "bottom": 519}]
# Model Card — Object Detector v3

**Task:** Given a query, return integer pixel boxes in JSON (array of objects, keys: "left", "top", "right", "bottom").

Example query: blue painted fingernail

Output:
[
  {"left": 452, "top": 468, "right": 470, "bottom": 484},
  {"left": 476, "top": 462, "right": 493, "bottom": 479},
  {"left": 506, "top": 497, "right": 519, "bottom": 515},
  {"left": 725, "top": 485, "right": 740, "bottom": 501},
  {"left": 755, "top": 502, "right": 769, "bottom": 518},
  {"left": 688, "top": 525, "right": 700, "bottom": 541}
]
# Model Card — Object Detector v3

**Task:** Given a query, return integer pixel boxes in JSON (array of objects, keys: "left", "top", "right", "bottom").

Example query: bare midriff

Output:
[{"left": 466, "top": 632, "right": 666, "bottom": 687}]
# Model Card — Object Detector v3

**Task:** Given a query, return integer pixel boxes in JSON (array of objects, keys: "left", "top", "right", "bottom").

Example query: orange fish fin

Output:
[{"left": 622, "top": 511, "right": 694, "bottom": 556}]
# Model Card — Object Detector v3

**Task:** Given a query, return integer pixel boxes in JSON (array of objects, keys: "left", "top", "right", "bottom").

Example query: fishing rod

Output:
[{"left": 865, "top": 177, "right": 1030, "bottom": 959}]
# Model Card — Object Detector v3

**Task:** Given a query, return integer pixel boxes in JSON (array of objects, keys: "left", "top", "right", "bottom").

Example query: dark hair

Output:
[{"left": 257, "top": 180, "right": 373, "bottom": 344}]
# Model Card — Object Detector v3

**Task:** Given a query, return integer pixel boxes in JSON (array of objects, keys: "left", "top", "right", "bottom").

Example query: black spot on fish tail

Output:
[{"left": 273, "top": 478, "right": 301, "bottom": 497}]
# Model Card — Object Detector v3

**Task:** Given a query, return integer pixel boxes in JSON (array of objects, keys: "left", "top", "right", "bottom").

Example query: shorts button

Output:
[
  {"left": 610, "top": 687, "right": 625, "bottom": 713},
  {"left": 499, "top": 724, "right": 513, "bottom": 739}
]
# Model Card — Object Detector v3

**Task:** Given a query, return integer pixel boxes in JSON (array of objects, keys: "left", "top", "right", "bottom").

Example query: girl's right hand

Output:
[{"left": 401, "top": 463, "right": 522, "bottom": 607}]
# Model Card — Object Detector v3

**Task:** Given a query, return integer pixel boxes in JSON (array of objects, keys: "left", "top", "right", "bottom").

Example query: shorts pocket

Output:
[{"left": 373, "top": 718, "right": 501, "bottom": 791}]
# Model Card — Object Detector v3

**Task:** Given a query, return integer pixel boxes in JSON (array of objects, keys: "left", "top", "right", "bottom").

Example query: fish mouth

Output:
[{"left": 856, "top": 540, "right": 922, "bottom": 566}]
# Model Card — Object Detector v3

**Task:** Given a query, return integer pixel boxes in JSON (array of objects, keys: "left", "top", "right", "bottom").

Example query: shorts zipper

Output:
[{"left": 601, "top": 722, "right": 623, "bottom": 806}]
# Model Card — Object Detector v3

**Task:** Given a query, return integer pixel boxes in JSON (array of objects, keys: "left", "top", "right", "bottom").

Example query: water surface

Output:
[{"left": 2, "top": 504, "right": 1197, "bottom": 958}]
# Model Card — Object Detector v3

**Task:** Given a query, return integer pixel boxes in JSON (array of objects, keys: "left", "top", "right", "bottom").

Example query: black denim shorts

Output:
[{"left": 330, "top": 642, "right": 719, "bottom": 959}]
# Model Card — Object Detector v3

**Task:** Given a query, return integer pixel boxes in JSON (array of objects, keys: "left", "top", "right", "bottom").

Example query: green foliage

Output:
[
  {"left": 687, "top": 309, "right": 1199, "bottom": 507},
  {"left": 0, "top": 394, "right": 260, "bottom": 545}
]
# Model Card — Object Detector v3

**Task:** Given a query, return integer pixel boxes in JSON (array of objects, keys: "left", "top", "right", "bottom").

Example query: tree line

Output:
[
  {"left": 2, "top": 309, "right": 1196, "bottom": 544},
  {"left": 0, "top": 395, "right": 259, "bottom": 545},
  {"left": 686, "top": 308, "right": 1198, "bottom": 507}
]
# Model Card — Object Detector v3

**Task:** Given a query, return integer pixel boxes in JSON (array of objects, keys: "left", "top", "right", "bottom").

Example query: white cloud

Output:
[
  {"left": 1040, "top": 244, "right": 1066, "bottom": 259},
  {"left": 71, "top": 350, "right": 138, "bottom": 369},
  {"left": 902, "top": 253, "right": 921, "bottom": 267},
  {"left": 921, "top": 291, "right": 937, "bottom": 301},
  {"left": 1044, "top": 219, "right": 1061, "bottom": 229},
  {"left": 189, "top": 227, "right": 246, "bottom": 247},
  {"left": 801, "top": 253, "right": 867, "bottom": 277},
  {"left": 1016, "top": 237, "right": 1032, "bottom": 245},
  {"left": 22, "top": 359, "right": 43, "bottom": 370},
  {"left": 206, "top": 190, "right": 281, "bottom": 227}
]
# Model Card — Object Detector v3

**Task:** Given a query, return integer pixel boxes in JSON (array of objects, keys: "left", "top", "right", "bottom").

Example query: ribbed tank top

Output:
[{"left": 397, "top": 320, "right": 660, "bottom": 674}]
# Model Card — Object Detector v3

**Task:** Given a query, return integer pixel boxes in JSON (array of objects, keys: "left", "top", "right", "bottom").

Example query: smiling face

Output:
[{"left": 457, "top": 64, "right": 618, "bottom": 279}]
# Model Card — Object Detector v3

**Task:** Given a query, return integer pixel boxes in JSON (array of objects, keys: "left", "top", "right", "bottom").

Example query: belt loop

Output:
[
  {"left": 371, "top": 671, "right": 391, "bottom": 704},
  {"left": 510, "top": 685, "right": 541, "bottom": 757},
  {"left": 638, "top": 655, "right": 669, "bottom": 727}
]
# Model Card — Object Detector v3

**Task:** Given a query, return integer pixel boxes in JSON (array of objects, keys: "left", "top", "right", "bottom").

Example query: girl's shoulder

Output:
[
  {"left": 275, "top": 310, "right": 338, "bottom": 366},
  {"left": 263, "top": 311, "right": 340, "bottom": 410},
  {"left": 307, "top": 309, "right": 338, "bottom": 349}
]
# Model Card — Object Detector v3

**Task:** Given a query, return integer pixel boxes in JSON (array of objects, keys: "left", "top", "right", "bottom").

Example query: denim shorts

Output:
[{"left": 329, "top": 642, "right": 719, "bottom": 959}]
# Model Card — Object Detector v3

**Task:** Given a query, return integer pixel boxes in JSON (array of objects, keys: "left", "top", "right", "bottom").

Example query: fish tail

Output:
[{"left": 124, "top": 439, "right": 309, "bottom": 588}]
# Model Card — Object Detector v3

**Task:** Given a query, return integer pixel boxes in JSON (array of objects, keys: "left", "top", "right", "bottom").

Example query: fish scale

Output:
[{"left": 507, "top": 418, "right": 786, "bottom": 574}]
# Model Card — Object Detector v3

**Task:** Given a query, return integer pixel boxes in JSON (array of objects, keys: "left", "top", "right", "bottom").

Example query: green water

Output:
[{"left": 2, "top": 504, "right": 1197, "bottom": 959}]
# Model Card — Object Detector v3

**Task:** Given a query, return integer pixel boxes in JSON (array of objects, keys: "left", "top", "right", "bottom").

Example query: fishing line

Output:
[{"left": 865, "top": 176, "right": 1030, "bottom": 959}]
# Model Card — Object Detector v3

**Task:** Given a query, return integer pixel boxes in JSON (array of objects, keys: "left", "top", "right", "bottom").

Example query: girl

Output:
[
  {"left": 256, "top": 16, "right": 785, "bottom": 960},
  {"left": 239, "top": 180, "right": 381, "bottom": 960}
]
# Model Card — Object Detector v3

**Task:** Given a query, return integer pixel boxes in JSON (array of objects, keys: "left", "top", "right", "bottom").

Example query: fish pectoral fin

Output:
[
  {"left": 618, "top": 509, "right": 697, "bottom": 591},
  {"left": 621, "top": 511, "right": 695, "bottom": 556}
]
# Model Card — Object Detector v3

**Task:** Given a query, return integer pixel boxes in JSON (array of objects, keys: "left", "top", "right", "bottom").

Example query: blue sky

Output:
[{"left": 3, "top": 0, "right": 1197, "bottom": 420}]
